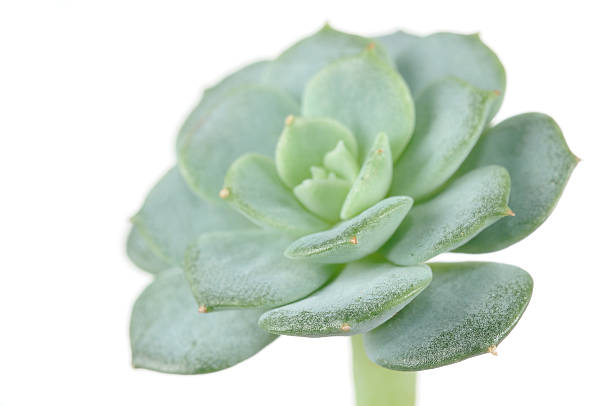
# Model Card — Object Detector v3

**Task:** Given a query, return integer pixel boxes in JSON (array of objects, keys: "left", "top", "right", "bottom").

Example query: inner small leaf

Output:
[
  {"left": 294, "top": 176, "right": 351, "bottom": 223},
  {"left": 323, "top": 140, "right": 360, "bottom": 182}
]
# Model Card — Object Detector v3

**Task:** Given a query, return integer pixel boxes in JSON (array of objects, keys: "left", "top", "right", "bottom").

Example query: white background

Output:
[{"left": 1, "top": 1, "right": 610, "bottom": 405}]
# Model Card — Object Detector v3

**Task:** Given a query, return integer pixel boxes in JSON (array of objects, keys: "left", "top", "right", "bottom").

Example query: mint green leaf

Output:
[
  {"left": 396, "top": 33, "right": 506, "bottom": 120},
  {"left": 130, "top": 269, "right": 276, "bottom": 374},
  {"left": 284, "top": 196, "right": 413, "bottom": 264},
  {"left": 302, "top": 50, "right": 415, "bottom": 161},
  {"left": 323, "top": 141, "right": 359, "bottom": 182},
  {"left": 383, "top": 166, "right": 512, "bottom": 265},
  {"left": 259, "top": 260, "right": 431, "bottom": 337},
  {"left": 375, "top": 31, "right": 419, "bottom": 61},
  {"left": 391, "top": 78, "right": 497, "bottom": 200},
  {"left": 177, "top": 86, "right": 299, "bottom": 201},
  {"left": 263, "top": 24, "right": 391, "bottom": 100},
  {"left": 224, "top": 154, "right": 329, "bottom": 236},
  {"left": 131, "top": 168, "right": 253, "bottom": 264},
  {"left": 364, "top": 262, "right": 533, "bottom": 371},
  {"left": 310, "top": 166, "right": 329, "bottom": 180},
  {"left": 126, "top": 226, "right": 170, "bottom": 274},
  {"left": 455, "top": 113, "right": 578, "bottom": 253},
  {"left": 341, "top": 133, "right": 393, "bottom": 219},
  {"left": 177, "top": 61, "right": 270, "bottom": 147},
  {"left": 294, "top": 177, "right": 351, "bottom": 223},
  {"left": 275, "top": 116, "right": 358, "bottom": 188},
  {"left": 184, "top": 230, "right": 337, "bottom": 311}
]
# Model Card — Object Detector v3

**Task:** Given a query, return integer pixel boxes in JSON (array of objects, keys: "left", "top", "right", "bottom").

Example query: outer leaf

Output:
[
  {"left": 223, "top": 154, "right": 329, "bottom": 236},
  {"left": 131, "top": 167, "right": 252, "bottom": 264},
  {"left": 177, "top": 86, "right": 299, "bottom": 201},
  {"left": 126, "top": 226, "right": 169, "bottom": 274},
  {"left": 375, "top": 31, "right": 419, "bottom": 62},
  {"left": 259, "top": 260, "right": 431, "bottom": 337},
  {"left": 364, "top": 262, "right": 533, "bottom": 371},
  {"left": 294, "top": 177, "right": 351, "bottom": 223},
  {"left": 455, "top": 113, "right": 578, "bottom": 253},
  {"left": 184, "top": 230, "right": 337, "bottom": 311},
  {"left": 130, "top": 269, "right": 276, "bottom": 374},
  {"left": 275, "top": 116, "right": 358, "bottom": 188},
  {"left": 391, "top": 78, "right": 498, "bottom": 200},
  {"left": 263, "top": 24, "right": 391, "bottom": 100},
  {"left": 341, "top": 133, "right": 393, "bottom": 219},
  {"left": 396, "top": 32, "right": 506, "bottom": 120},
  {"left": 383, "top": 166, "right": 511, "bottom": 265},
  {"left": 284, "top": 196, "right": 413, "bottom": 264},
  {"left": 177, "top": 60, "right": 270, "bottom": 147},
  {"left": 302, "top": 50, "right": 415, "bottom": 161}
]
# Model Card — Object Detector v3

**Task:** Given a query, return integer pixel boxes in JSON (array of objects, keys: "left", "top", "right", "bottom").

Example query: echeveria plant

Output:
[{"left": 127, "top": 25, "right": 577, "bottom": 405}]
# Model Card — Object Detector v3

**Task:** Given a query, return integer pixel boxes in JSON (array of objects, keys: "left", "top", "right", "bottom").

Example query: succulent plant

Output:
[{"left": 127, "top": 25, "right": 577, "bottom": 405}]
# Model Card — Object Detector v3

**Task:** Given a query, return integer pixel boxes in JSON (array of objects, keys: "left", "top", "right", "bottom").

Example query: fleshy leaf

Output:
[
  {"left": 184, "top": 230, "right": 337, "bottom": 311},
  {"left": 223, "top": 154, "right": 329, "bottom": 236},
  {"left": 177, "top": 86, "right": 299, "bottom": 201},
  {"left": 383, "top": 166, "right": 512, "bottom": 265},
  {"left": 310, "top": 166, "right": 328, "bottom": 180},
  {"left": 294, "top": 177, "right": 351, "bottom": 223},
  {"left": 126, "top": 226, "right": 170, "bottom": 274},
  {"left": 323, "top": 141, "right": 359, "bottom": 182},
  {"left": 263, "top": 24, "right": 391, "bottom": 100},
  {"left": 341, "top": 133, "right": 393, "bottom": 219},
  {"left": 391, "top": 78, "right": 498, "bottom": 200},
  {"left": 131, "top": 167, "right": 253, "bottom": 264},
  {"left": 275, "top": 116, "right": 358, "bottom": 188},
  {"left": 364, "top": 262, "right": 533, "bottom": 371},
  {"left": 177, "top": 61, "right": 270, "bottom": 147},
  {"left": 375, "top": 31, "right": 419, "bottom": 62},
  {"left": 259, "top": 260, "right": 431, "bottom": 337},
  {"left": 130, "top": 269, "right": 276, "bottom": 374},
  {"left": 284, "top": 196, "right": 413, "bottom": 264},
  {"left": 302, "top": 50, "right": 415, "bottom": 161},
  {"left": 455, "top": 113, "right": 578, "bottom": 253},
  {"left": 396, "top": 32, "right": 506, "bottom": 120}
]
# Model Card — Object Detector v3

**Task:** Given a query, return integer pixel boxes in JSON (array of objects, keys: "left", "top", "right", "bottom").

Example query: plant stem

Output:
[{"left": 351, "top": 335, "right": 416, "bottom": 406}]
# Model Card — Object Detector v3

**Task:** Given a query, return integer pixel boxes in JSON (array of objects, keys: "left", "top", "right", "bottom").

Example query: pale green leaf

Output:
[
  {"left": 223, "top": 154, "right": 329, "bottom": 236},
  {"left": 184, "top": 230, "right": 337, "bottom": 311},
  {"left": 391, "top": 78, "right": 497, "bottom": 200},
  {"left": 341, "top": 133, "right": 393, "bottom": 219},
  {"left": 275, "top": 116, "right": 358, "bottom": 188},
  {"left": 323, "top": 141, "right": 359, "bottom": 182},
  {"left": 131, "top": 167, "right": 253, "bottom": 264},
  {"left": 130, "top": 269, "right": 276, "bottom": 374},
  {"left": 383, "top": 166, "right": 511, "bottom": 265},
  {"left": 455, "top": 113, "right": 578, "bottom": 253},
  {"left": 294, "top": 177, "right": 351, "bottom": 223},
  {"left": 364, "top": 262, "right": 533, "bottom": 371},
  {"left": 302, "top": 50, "right": 415, "bottom": 161},
  {"left": 259, "top": 260, "right": 431, "bottom": 337},
  {"left": 375, "top": 31, "right": 419, "bottom": 62},
  {"left": 177, "top": 86, "right": 299, "bottom": 201},
  {"left": 126, "top": 226, "right": 170, "bottom": 274},
  {"left": 284, "top": 196, "right": 413, "bottom": 264}
]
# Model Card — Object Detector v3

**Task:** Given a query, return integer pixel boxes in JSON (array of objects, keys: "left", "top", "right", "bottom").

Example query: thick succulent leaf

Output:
[
  {"left": 126, "top": 226, "right": 170, "bottom": 274},
  {"left": 396, "top": 32, "right": 506, "bottom": 120},
  {"left": 263, "top": 24, "right": 391, "bottom": 100},
  {"left": 130, "top": 269, "right": 276, "bottom": 374},
  {"left": 276, "top": 116, "right": 358, "bottom": 188},
  {"left": 131, "top": 167, "right": 253, "bottom": 264},
  {"left": 184, "top": 230, "right": 337, "bottom": 311},
  {"left": 302, "top": 50, "right": 415, "bottom": 161},
  {"left": 375, "top": 31, "right": 419, "bottom": 62},
  {"left": 259, "top": 260, "right": 431, "bottom": 337},
  {"left": 223, "top": 154, "right": 329, "bottom": 236},
  {"left": 294, "top": 177, "right": 351, "bottom": 223},
  {"left": 284, "top": 196, "right": 413, "bottom": 264},
  {"left": 177, "top": 60, "right": 270, "bottom": 147},
  {"left": 455, "top": 113, "right": 578, "bottom": 253},
  {"left": 177, "top": 85, "right": 299, "bottom": 201},
  {"left": 323, "top": 141, "right": 359, "bottom": 182},
  {"left": 364, "top": 262, "right": 533, "bottom": 371},
  {"left": 341, "top": 133, "right": 393, "bottom": 219},
  {"left": 383, "top": 166, "right": 512, "bottom": 265},
  {"left": 391, "top": 78, "right": 498, "bottom": 200}
]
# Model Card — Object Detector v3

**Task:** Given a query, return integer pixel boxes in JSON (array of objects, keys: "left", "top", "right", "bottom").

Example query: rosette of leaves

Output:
[{"left": 127, "top": 25, "right": 577, "bottom": 405}]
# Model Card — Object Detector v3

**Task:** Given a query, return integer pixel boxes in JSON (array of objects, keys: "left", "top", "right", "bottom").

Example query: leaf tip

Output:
[
  {"left": 505, "top": 208, "right": 516, "bottom": 217},
  {"left": 341, "top": 323, "right": 351, "bottom": 332},
  {"left": 350, "top": 235, "right": 358, "bottom": 245},
  {"left": 219, "top": 188, "right": 230, "bottom": 199},
  {"left": 285, "top": 114, "right": 295, "bottom": 126},
  {"left": 198, "top": 305, "right": 209, "bottom": 313},
  {"left": 488, "top": 345, "right": 498, "bottom": 356},
  {"left": 366, "top": 42, "right": 376, "bottom": 51}
]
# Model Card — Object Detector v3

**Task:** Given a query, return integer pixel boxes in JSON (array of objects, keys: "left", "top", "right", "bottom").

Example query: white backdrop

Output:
[{"left": 1, "top": 1, "right": 610, "bottom": 405}]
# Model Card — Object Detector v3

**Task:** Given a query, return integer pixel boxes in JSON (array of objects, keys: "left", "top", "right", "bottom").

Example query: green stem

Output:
[{"left": 351, "top": 335, "right": 416, "bottom": 406}]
